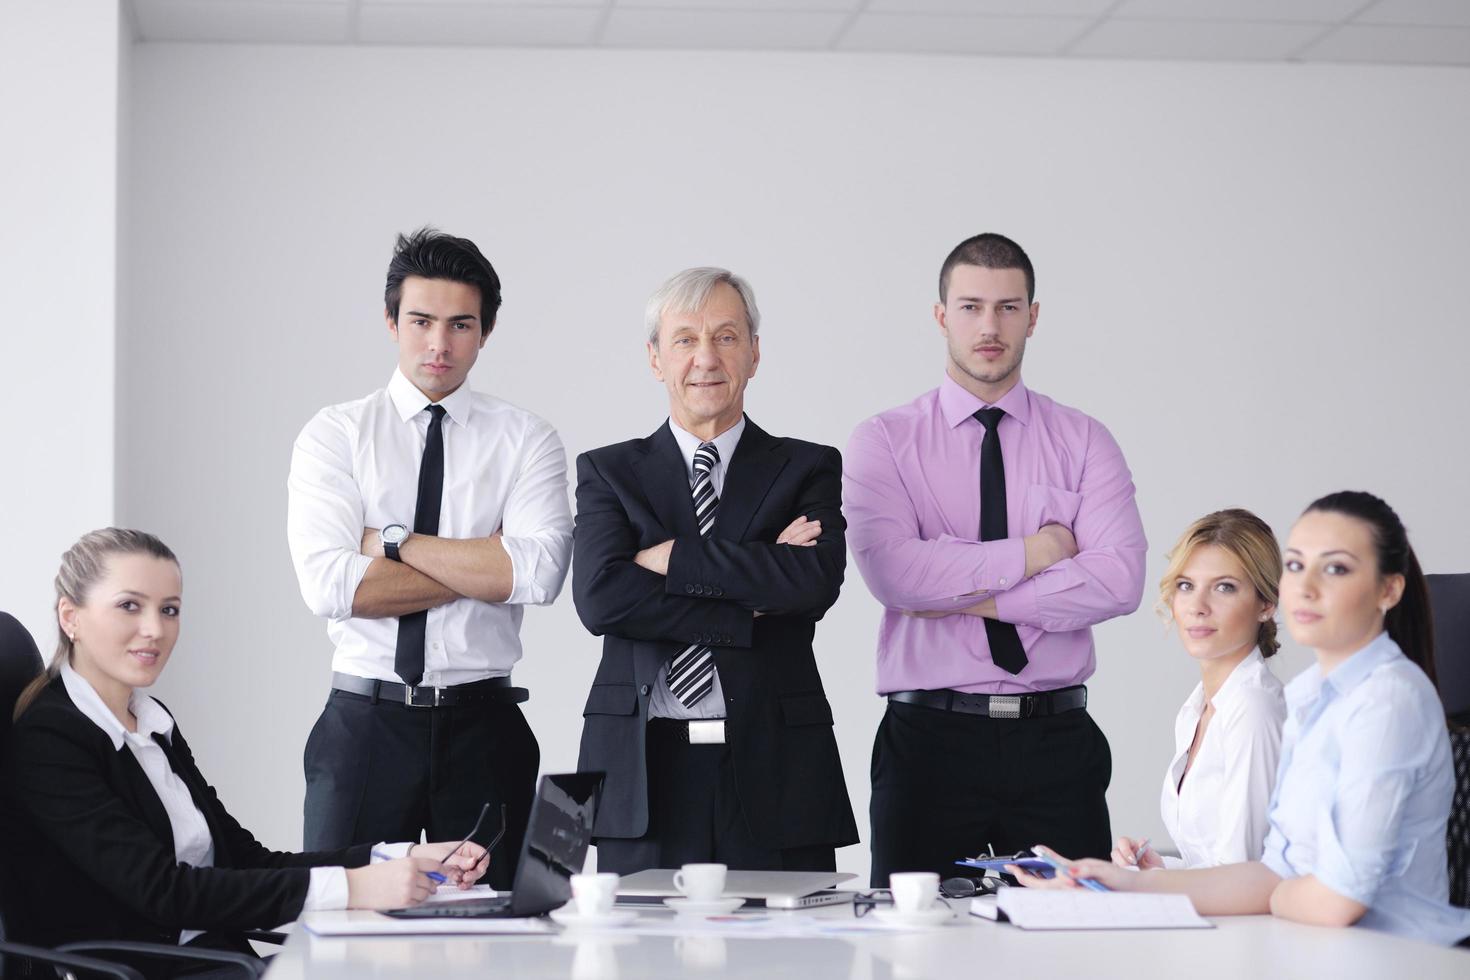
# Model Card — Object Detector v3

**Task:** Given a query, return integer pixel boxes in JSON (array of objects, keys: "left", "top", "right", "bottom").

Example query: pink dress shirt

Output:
[{"left": 844, "top": 375, "right": 1147, "bottom": 695}]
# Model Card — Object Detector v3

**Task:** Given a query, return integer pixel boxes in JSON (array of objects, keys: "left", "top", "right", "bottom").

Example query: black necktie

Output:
[
  {"left": 973, "top": 407, "right": 1028, "bottom": 675},
  {"left": 666, "top": 443, "right": 721, "bottom": 707},
  {"left": 395, "top": 403, "right": 447, "bottom": 686}
]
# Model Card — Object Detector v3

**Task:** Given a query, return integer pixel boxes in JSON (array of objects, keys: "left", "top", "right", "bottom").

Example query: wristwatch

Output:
[{"left": 380, "top": 524, "right": 409, "bottom": 562}]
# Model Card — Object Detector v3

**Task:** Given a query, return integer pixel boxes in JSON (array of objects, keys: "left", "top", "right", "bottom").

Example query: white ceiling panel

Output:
[
  {"left": 1301, "top": 23, "right": 1470, "bottom": 63},
  {"left": 1356, "top": 0, "right": 1470, "bottom": 28},
  {"left": 358, "top": 3, "right": 603, "bottom": 45},
  {"left": 1115, "top": 0, "right": 1365, "bottom": 22},
  {"left": 359, "top": 0, "right": 600, "bottom": 6},
  {"left": 1071, "top": 18, "right": 1328, "bottom": 60},
  {"left": 839, "top": 12, "right": 1090, "bottom": 55},
  {"left": 601, "top": 8, "right": 847, "bottom": 49},
  {"left": 133, "top": 0, "right": 350, "bottom": 43},
  {"left": 864, "top": 0, "right": 1113, "bottom": 15},
  {"left": 623, "top": 0, "right": 861, "bottom": 10}
]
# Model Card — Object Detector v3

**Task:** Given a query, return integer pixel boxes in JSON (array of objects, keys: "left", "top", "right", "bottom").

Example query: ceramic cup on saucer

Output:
[
  {"left": 673, "top": 863, "right": 727, "bottom": 903},
  {"left": 570, "top": 872, "right": 620, "bottom": 917},
  {"left": 888, "top": 872, "right": 940, "bottom": 914}
]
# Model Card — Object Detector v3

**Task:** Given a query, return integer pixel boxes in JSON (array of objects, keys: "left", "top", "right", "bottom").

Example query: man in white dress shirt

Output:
[{"left": 287, "top": 228, "right": 573, "bottom": 887}]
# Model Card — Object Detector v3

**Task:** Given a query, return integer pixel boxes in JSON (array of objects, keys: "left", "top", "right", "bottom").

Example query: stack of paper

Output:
[{"left": 988, "top": 889, "right": 1212, "bottom": 930}]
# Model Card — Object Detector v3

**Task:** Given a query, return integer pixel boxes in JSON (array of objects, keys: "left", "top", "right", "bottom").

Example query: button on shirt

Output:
[
  {"left": 1261, "top": 632, "right": 1470, "bottom": 945},
  {"left": 58, "top": 663, "right": 372, "bottom": 938},
  {"left": 288, "top": 369, "right": 574, "bottom": 686},
  {"left": 1160, "top": 649, "right": 1285, "bottom": 868},
  {"left": 648, "top": 415, "right": 746, "bottom": 720},
  {"left": 844, "top": 377, "right": 1147, "bottom": 694}
]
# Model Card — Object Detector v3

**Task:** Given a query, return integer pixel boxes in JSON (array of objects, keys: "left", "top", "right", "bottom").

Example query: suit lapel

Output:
[
  {"left": 633, "top": 422, "right": 700, "bottom": 539},
  {"left": 153, "top": 731, "right": 232, "bottom": 865},
  {"left": 716, "top": 418, "right": 788, "bottom": 543},
  {"left": 116, "top": 745, "right": 177, "bottom": 856}
]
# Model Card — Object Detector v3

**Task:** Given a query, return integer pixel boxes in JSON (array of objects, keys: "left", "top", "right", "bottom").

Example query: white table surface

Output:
[{"left": 270, "top": 902, "right": 1468, "bottom": 979}]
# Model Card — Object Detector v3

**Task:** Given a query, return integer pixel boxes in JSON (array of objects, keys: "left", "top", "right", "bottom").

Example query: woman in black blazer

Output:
[{"left": 2, "top": 528, "right": 488, "bottom": 961}]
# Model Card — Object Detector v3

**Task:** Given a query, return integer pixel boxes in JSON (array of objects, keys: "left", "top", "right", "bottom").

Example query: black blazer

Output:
[
  {"left": 573, "top": 418, "right": 858, "bottom": 851},
  {"left": 0, "top": 678, "right": 371, "bottom": 948}
]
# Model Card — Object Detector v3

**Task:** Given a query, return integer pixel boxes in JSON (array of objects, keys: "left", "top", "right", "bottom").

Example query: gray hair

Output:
[
  {"left": 13, "top": 528, "right": 179, "bottom": 721},
  {"left": 645, "top": 267, "right": 761, "bottom": 346}
]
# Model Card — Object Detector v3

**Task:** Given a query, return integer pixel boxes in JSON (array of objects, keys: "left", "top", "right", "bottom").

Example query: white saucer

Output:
[
  {"left": 870, "top": 904, "right": 956, "bottom": 927},
  {"left": 663, "top": 896, "right": 746, "bottom": 916},
  {"left": 549, "top": 906, "right": 638, "bottom": 929}
]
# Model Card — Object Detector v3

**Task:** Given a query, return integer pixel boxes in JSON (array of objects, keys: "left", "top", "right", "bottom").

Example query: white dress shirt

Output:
[
  {"left": 288, "top": 369, "right": 573, "bottom": 686},
  {"left": 1159, "top": 648, "right": 1285, "bottom": 868},
  {"left": 648, "top": 416, "right": 746, "bottom": 721},
  {"left": 58, "top": 663, "right": 385, "bottom": 937}
]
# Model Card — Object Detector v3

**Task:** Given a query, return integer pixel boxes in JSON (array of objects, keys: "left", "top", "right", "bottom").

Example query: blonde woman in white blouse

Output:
[{"left": 1113, "top": 509, "right": 1287, "bottom": 870}]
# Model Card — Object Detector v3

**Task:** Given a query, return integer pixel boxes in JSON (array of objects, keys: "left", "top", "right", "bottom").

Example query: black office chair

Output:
[
  {"left": 0, "top": 612, "right": 267, "bottom": 979},
  {"left": 1426, "top": 574, "right": 1470, "bottom": 909}
]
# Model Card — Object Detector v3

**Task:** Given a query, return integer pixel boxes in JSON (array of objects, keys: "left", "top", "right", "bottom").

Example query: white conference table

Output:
[{"left": 270, "top": 902, "right": 1468, "bottom": 979}]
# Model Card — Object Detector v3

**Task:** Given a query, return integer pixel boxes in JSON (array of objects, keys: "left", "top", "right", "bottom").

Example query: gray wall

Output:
[{"left": 120, "top": 43, "right": 1470, "bottom": 879}]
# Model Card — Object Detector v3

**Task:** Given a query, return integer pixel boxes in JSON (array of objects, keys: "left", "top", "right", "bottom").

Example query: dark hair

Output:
[
  {"left": 1304, "top": 491, "right": 1436, "bottom": 687},
  {"left": 939, "top": 233, "right": 1035, "bottom": 304},
  {"left": 384, "top": 227, "right": 502, "bottom": 337}
]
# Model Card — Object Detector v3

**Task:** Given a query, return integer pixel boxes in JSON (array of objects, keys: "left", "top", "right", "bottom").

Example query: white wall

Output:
[
  {"left": 0, "top": 0, "right": 122, "bottom": 645},
  {"left": 121, "top": 44, "right": 1470, "bottom": 879}
]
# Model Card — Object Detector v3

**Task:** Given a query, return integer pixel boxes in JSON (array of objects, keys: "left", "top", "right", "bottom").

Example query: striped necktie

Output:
[{"left": 666, "top": 442, "right": 720, "bottom": 707}]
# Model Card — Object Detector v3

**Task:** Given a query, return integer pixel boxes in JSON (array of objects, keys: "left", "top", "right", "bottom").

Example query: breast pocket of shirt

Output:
[{"left": 1021, "top": 484, "right": 1083, "bottom": 536}]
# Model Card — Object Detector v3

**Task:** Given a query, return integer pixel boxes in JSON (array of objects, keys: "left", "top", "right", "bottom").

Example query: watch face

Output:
[{"left": 382, "top": 525, "right": 408, "bottom": 544}]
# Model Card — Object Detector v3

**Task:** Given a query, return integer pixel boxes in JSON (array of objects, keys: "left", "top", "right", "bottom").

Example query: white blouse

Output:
[
  {"left": 1159, "top": 649, "right": 1286, "bottom": 868},
  {"left": 58, "top": 663, "right": 390, "bottom": 938}
]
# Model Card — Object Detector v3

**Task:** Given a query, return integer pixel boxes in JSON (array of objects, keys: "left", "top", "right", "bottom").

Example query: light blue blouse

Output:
[{"left": 1261, "top": 631, "right": 1470, "bottom": 945}]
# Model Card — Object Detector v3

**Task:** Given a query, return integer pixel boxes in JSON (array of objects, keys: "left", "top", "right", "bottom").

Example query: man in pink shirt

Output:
[{"left": 844, "top": 233, "right": 1147, "bottom": 886}]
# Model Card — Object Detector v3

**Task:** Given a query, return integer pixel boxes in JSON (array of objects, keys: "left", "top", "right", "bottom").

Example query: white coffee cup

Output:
[
  {"left": 570, "top": 872, "right": 620, "bottom": 917},
  {"left": 672, "top": 863, "right": 727, "bottom": 902},
  {"left": 888, "top": 871, "right": 940, "bottom": 914}
]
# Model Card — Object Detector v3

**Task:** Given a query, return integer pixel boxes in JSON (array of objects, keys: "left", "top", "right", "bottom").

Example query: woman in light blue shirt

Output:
[{"left": 1015, "top": 491, "right": 1470, "bottom": 946}]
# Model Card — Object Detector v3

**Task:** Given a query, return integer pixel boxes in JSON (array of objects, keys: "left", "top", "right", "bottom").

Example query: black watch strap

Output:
[{"left": 385, "top": 538, "right": 401, "bottom": 562}]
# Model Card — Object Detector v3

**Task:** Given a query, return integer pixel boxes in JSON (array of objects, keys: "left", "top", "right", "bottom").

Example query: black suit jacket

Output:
[
  {"left": 0, "top": 678, "right": 371, "bottom": 947},
  {"left": 573, "top": 418, "right": 858, "bottom": 851}
]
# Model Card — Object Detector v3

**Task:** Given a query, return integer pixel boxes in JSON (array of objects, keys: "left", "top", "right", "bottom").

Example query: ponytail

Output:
[{"left": 1304, "top": 491, "right": 1437, "bottom": 688}]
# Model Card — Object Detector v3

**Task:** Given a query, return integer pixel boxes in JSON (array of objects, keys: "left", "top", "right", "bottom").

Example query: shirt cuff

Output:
[
  {"left": 993, "top": 576, "right": 1040, "bottom": 627},
  {"left": 303, "top": 867, "right": 349, "bottom": 912}
]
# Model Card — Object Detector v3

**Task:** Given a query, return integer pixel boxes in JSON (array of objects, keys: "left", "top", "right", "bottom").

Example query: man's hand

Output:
[
  {"left": 776, "top": 516, "right": 821, "bottom": 547},
  {"left": 362, "top": 527, "right": 385, "bottom": 559},
  {"left": 904, "top": 596, "right": 997, "bottom": 620},
  {"left": 1023, "top": 523, "right": 1077, "bottom": 579},
  {"left": 633, "top": 539, "right": 675, "bottom": 576}
]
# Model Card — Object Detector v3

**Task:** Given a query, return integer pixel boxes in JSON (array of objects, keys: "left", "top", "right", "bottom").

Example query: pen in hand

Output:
[
  {"left": 1031, "top": 845, "right": 1110, "bottom": 892},
  {"left": 1132, "top": 838, "right": 1151, "bottom": 868},
  {"left": 370, "top": 848, "right": 448, "bottom": 885}
]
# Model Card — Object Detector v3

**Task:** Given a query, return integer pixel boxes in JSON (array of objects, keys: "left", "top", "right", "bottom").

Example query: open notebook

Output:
[{"left": 981, "top": 890, "right": 1213, "bottom": 930}]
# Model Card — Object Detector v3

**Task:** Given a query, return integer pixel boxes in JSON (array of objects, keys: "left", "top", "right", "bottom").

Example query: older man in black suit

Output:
[{"left": 573, "top": 267, "right": 857, "bottom": 874}]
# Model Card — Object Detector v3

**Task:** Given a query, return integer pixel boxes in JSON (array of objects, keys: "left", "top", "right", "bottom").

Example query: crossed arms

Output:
[{"left": 571, "top": 446, "right": 846, "bottom": 647}]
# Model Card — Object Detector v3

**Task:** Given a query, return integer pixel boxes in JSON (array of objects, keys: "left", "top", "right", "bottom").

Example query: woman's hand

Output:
[
  {"left": 410, "top": 840, "right": 490, "bottom": 890},
  {"left": 1007, "top": 846, "right": 1135, "bottom": 892},
  {"left": 345, "top": 856, "right": 452, "bottom": 910},
  {"left": 1111, "top": 836, "right": 1163, "bottom": 870}
]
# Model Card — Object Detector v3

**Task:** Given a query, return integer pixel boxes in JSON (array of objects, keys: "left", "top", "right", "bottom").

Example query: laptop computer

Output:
[
  {"left": 614, "top": 869, "right": 858, "bottom": 909},
  {"left": 385, "top": 771, "right": 604, "bottom": 919}
]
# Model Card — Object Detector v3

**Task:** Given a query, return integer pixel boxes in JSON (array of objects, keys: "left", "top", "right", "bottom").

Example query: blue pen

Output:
[
  {"left": 372, "top": 848, "right": 446, "bottom": 884},
  {"left": 1030, "top": 847, "right": 1110, "bottom": 892}
]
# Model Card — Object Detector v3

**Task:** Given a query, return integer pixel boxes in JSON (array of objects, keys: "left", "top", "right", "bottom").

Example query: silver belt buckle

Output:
[
  {"left": 688, "top": 720, "right": 726, "bottom": 744},
  {"left": 988, "top": 695, "right": 1021, "bottom": 720},
  {"left": 403, "top": 685, "right": 442, "bottom": 708}
]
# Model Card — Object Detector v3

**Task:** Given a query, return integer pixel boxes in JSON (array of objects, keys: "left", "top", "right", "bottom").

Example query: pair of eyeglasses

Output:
[
  {"left": 442, "top": 802, "right": 507, "bottom": 871},
  {"left": 852, "top": 880, "right": 986, "bottom": 917}
]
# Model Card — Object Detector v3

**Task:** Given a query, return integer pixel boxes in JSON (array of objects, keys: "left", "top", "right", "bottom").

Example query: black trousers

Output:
[
  {"left": 596, "top": 721, "right": 835, "bottom": 875},
  {"left": 869, "top": 699, "right": 1112, "bottom": 887},
  {"left": 302, "top": 688, "right": 539, "bottom": 889}
]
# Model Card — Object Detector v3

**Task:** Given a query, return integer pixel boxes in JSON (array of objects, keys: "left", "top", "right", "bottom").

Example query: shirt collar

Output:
[
  {"left": 387, "top": 368, "right": 472, "bottom": 428},
  {"left": 1285, "top": 631, "right": 1401, "bottom": 710},
  {"left": 668, "top": 415, "right": 746, "bottom": 481},
  {"left": 1212, "top": 647, "right": 1267, "bottom": 709},
  {"left": 938, "top": 373, "right": 1031, "bottom": 430},
  {"left": 59, "top": 660, "right": 175, "bottom": 752}
]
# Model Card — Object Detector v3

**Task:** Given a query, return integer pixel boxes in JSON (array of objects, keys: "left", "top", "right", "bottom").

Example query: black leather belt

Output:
[
  {"left": 888, "top": 685, "right": 1087, "bottom": 719},
  {"left": 648, "top": 717, "right": 728, "bottom": 744},
  {"left": 331, "top": 672, "right": 529, "bottom": 708}
]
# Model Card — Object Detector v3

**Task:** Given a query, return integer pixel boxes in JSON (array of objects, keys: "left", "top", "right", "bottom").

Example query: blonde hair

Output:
[
  {"left": 12, "top": 528, "right": 179, "bottom": 721},
  {"left": 1156, "top": 509, "right": 1282, "bottom": 658}
]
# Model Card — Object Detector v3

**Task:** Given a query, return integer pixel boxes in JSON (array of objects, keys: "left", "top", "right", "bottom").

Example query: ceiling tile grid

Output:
[{"left": 126, "top": 0, "right": 1470, "bottom": 67}]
